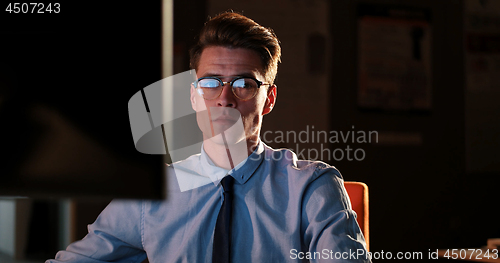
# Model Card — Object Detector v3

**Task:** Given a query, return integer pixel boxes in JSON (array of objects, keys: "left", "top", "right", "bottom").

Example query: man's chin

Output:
[{"left": 212, "top": 122, "right": 237, "bottom": 136}]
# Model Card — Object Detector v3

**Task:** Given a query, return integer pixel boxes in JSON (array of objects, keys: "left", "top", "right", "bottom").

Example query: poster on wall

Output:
[
  {"left": 464, "top": 0, "right": 500, "bottom": 92},
  {"left": 357, "top": 5, "right": 432, "bottom": 111}
]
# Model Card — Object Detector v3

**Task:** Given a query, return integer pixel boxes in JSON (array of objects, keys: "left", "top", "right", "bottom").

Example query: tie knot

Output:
[{"left": 220, "top": 175, "right": 234, "bottom": 192}]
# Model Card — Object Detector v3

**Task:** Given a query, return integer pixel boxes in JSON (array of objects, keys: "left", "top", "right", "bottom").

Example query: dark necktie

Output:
[{"left": 212, "top": 175, "right": 235, "bottom": 263}]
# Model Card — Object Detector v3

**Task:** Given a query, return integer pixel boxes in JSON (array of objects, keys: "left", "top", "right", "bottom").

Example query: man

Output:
[{"left": 47, "top": 12, "right": 370, "bottom": 263}]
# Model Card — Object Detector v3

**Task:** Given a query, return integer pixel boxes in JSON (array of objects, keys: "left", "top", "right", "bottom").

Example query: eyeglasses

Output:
[{"left": 194, "top": 76, "right": 271, "bottom": 101}]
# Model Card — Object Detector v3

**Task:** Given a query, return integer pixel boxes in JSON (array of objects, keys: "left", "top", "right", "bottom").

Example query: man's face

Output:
[{"left": 190, "top": 46, "right": 276, "bottom": 147}]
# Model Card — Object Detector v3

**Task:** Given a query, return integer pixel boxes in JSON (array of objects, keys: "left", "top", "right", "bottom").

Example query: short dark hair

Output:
[{"left": 189, "top": 12, "right": 281, "bottom": 84}]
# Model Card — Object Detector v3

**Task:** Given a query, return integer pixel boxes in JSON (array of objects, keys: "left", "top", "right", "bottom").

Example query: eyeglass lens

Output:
[{"left": 197, "top": 78, "right": 258, "bottom": 100}]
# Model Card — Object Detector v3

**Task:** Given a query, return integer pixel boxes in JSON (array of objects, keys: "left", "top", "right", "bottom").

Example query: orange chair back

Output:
[{"left": 344, "top": 181, "right": 369, "bottom": 251}]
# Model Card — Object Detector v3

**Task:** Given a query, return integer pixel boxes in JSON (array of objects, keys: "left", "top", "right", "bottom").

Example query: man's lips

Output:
[
  {"left": 212, "top": 115, "right": 237, "bottom": 122},
  {"left": 206, "top": 107, "right": 241, "bottom": 124}
]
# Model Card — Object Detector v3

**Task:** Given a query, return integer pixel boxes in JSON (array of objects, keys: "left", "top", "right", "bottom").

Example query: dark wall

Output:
[{"left": 330, "top": 0, "right": 500, "bottom": 257}]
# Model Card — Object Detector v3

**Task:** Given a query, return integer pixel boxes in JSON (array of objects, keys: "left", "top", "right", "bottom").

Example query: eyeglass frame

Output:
[{"left": 193, "top": 76, "right": 272, "bottom": 101}]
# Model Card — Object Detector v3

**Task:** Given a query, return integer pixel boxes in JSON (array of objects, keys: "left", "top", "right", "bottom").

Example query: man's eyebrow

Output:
[
  {"left": 235, "top": 73, "right": 258, "bottom": 78},
  {"left": 200, "top": 72, "right": 217, "bottom": 78},
  {"left": 201, "top": 73, "right": 258, "bottom": 78}
]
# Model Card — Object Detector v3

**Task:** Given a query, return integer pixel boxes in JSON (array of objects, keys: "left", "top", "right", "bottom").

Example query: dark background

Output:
[
  {"left": 329, "top": 0, "right": 500, "bottom": 256},
  {"left": 0, "top": 2, "right": 163, "bottom": 198},
  {"left": 0, "top": 2, "right": 164, "bottom": 259}
]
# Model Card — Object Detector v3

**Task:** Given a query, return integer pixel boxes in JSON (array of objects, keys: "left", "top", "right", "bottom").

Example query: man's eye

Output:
[
  {"left": 200, "top": 80, "right": 220, "bottom": 88},
  {"left": 233, "top": 79, "right": 254, "bottom": 89}
]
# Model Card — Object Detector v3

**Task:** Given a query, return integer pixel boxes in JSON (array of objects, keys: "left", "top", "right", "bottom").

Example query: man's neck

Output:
[{"left": 203, "top": 137, "right": 259, "bottom": 170}]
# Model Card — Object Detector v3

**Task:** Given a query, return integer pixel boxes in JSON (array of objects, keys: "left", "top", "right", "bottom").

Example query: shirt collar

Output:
[{"left": 200, "top": 141, "right": 265, "bottom": 185}]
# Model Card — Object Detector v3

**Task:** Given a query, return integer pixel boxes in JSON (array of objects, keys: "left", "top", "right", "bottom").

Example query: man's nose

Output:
[{"left": 217, "top": 83, "right": 236, "bottom": 107}]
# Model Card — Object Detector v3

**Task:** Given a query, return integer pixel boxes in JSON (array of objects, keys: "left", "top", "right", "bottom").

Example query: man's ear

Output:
[
  {"left": 262, "top": 85, "right": 277, "bottom": 115},
  {"left": 190, "top": 83, "right": 197, "bottom": 111}
]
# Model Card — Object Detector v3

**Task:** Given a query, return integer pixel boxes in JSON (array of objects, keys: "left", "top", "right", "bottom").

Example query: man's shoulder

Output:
[{"left": 262, "top": 144, "right": 343, "bottom": 180}]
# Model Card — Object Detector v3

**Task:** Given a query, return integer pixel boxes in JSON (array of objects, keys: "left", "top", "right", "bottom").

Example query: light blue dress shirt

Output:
[{"left": 47, "top": 142, "right": 371, "bottom": 263}]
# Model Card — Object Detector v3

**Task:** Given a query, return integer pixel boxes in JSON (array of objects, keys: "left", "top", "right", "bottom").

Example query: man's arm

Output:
[
  {"left": 46, "top": 200, "right": 146, "bottom": 263},
  {"left": 301, "top": 167, "right": 371, "bottom": 263}
]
